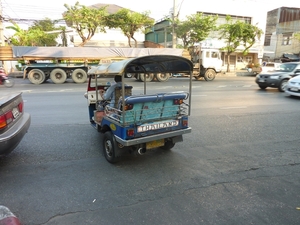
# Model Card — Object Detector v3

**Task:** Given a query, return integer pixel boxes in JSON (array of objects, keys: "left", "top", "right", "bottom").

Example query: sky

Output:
[
  {"left": 2, "top": 0, "right": 300, "bottom": 22},
  {"left": 1, "top": 0, "right": 300, "bottom": 37}
]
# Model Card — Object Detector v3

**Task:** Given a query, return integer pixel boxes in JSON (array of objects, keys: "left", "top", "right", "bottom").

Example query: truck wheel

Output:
[
  {"left": 140, "top": 73, "right": 154, "bottom": 82},
  {"left": 204, "top": 69, "right": 216, "bottom": 81},
  {"left": 156, "top": 73, "right": 170, "bottom": 82},
  {"left": 72, "top": 69, "right": 87, "bottom": 83},
  {"left": 103, "top": 131, "right": 120, "bottom": 163},
  {"left": 50, "top": 69, "right": 67, "bottom": 84},
  {"left": 125, "top": 73, "right": 133, "bottom": 78},
  {"left": 28, "top": 69, "right": 45, "bottom": 84}
]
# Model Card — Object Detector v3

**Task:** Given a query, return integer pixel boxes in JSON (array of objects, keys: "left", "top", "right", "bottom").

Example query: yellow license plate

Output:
[{"left": 146, "top": 139, "right": 164, "bottom": 149}]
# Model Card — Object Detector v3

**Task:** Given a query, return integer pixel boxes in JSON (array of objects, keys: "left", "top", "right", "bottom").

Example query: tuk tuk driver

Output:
[{"left": 99, "top": 75, "right": 123, "bottom": 107}]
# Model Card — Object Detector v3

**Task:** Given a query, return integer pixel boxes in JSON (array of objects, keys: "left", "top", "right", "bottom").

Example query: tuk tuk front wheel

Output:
[{"left": 103, "top": 131, "right": 120, "bottom": 163}]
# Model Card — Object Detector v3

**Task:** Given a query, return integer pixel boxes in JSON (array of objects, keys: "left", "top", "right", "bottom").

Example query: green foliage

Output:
[
  {"left": 107, "top": 9, "right": 154, "bottom": 47},
  {"left": 295, "top": 33, "right": 300, "bottom": 42},
  {"left": 175, "top": 13, "right": 218, "bottom": 49},
  {"left": 6, "top": 18, "right": 60, "bottom": 46},
  {"left": 63, "top": 1, "right": 108, "bottom": 46},
  {"left": 218, "top": 15, "right": 263, "bottom": 72}
]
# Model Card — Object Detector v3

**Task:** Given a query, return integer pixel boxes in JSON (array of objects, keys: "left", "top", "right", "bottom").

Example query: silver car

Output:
[
  {"left": 285, "top": 75, "right": 300, "bottom": 97},
  {"left": 0, "top": 93, "right": 31, "bottom": 156}
]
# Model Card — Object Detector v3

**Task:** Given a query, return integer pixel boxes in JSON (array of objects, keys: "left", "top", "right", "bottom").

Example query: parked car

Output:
[
  {"left": 0, "top": 93, "right": 31, "bottom": 156},
  {"left": 255, "top": 62, "right": 300, "bottom": 92},
  {"left": 285, "top": 75, "right": 300, "bottom": 97},
  {"left": 261, "top": 62, "right": 281, "bottom": 73}
]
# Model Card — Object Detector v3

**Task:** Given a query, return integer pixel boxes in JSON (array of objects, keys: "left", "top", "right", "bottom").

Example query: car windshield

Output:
[{"left": 275, "top": 64, "right": 297, "bottom": 72}]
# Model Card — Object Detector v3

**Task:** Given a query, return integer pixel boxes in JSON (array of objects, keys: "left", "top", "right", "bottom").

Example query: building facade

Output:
[{"left": 264, "top": 7, "right": 300, "bottom": 62}]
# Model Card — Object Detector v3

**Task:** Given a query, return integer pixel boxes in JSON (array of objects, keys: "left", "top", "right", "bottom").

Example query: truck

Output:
[
  {"left": 133, "top": 46, "right": 223, "bottom": 82},
  {"left": 0, "top": 46, "right": 223, "bottom": 84},
  {"left": 0, "top": 46, "right": 187, "bottom": 84}
]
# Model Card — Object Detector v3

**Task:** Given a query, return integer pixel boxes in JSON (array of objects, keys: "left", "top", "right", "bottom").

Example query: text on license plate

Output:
[
  {"left": 258, "top": 79, "right": 265, "bottom": 82},
  {"left": 137, "top": 120, "right": 179, "bottom": 132},
  {"left": 12, "top": 108, "right": 20, "bottom": 119}
]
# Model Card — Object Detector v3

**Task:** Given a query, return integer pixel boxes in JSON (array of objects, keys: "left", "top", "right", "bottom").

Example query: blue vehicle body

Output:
[{"left": 85, "top": 55, "right": 193, "bottom": 163}]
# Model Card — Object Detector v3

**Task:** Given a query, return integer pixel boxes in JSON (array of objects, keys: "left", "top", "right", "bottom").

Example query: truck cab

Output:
[{"left": 190, "top": 46, "right": 223, "bottom": 81}]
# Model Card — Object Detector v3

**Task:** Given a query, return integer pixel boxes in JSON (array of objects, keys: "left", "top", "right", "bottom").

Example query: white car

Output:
[
  {"left": 285, "top": 75, "right": 300, "bottom": 97},
  {"left": 261, "top": 62, "right": 281, "bottom": 73}
]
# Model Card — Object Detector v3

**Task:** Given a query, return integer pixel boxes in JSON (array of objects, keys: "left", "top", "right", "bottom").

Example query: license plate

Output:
[
  {"left": 12, "top": 108, "right": 20, "bottom": 119},
  {"left": 258, "top": 79, "right": 265, "bottom": 82},
  {"left": 291, "top": 87, "right": 299, "bottom": 91},
  {"left": 137, "top": 120, "right": 179, "bottom": 132},
  {"left": 146, "top": 139, "right": 164, "bottom": 149}
]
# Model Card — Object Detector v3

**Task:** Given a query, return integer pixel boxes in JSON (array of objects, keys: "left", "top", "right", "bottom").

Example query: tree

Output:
[
  {"left": 6, "top": 22, "right": 44, "bottom": 46},
  {"left": 175, "top": 13, "right": 218, "bottom": 49},
  {"left": 107, "top": 9, "right": 154, "bottom": 48},
  {"left": 218, "top": 15, "right": 263, "bottom": 72},
  {"left": 63, "top": 1, "right": 108, "bottom": 47},
  {"left": 6, "top": 18, "right": 60, "bottom": 46},
  {"left": 29, "top": 18, "right": 60, "bottom": 46}
]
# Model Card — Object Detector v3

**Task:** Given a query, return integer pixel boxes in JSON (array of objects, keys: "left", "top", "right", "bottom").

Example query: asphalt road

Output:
[{"left": 0, "top": 76, "right": 300, "bottom": 225}]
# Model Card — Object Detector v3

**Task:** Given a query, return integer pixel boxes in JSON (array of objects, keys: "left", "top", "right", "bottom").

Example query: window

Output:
[
  {"left": 264, "top": 35, "right": 271, "bottom": 46},
  {"left": 245, "top": 56, "right": 252, "bottom": 63},
  {"left": 282, "top": 34, "right": 292, "bottom": 45},
  {"left": 211, "top": 51, "right": 218, "bottom": 58},
  {"left": 237, "top": 56, "right": 243, "bottom": 62}
]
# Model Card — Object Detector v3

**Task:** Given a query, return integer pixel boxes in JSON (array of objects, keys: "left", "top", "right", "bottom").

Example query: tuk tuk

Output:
[{"left": 85, "top": 55, "right": 193, "bottom": 163}]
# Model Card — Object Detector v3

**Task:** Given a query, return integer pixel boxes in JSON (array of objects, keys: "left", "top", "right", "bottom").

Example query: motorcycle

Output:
[{"left": 0, "top": 68, "right": 15, "bottom": 88}]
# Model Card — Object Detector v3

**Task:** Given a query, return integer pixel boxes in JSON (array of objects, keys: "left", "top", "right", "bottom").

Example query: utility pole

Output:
[
  {"left": 172, "top": 0, "right": 177, "bottom": 48},
  {"left": 0, "top": 0, "right": 4, "bottom": 46}
]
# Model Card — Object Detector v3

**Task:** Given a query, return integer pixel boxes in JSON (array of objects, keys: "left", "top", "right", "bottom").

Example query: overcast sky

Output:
[{"left": 2, "top": 0, "right": 300, "bottom": 22}]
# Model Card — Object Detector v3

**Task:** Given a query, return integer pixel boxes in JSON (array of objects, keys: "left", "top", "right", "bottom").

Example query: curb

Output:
[{"left": 0, "top": 206, "right": 21, "bottom": 225}]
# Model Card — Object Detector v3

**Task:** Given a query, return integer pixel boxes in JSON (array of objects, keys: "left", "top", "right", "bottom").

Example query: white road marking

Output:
[{"left": 220, "top": 106, "right": 247, "bottom": 109}]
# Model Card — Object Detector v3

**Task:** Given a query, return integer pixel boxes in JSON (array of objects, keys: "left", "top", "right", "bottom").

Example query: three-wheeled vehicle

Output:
[{"left": 85, "top": 55, "right": 193, "bottom": 163}]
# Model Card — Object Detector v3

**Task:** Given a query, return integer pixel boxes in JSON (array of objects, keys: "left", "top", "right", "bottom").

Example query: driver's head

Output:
[{"left": 114, "top": 75, "right": 122, "bottom": 82}]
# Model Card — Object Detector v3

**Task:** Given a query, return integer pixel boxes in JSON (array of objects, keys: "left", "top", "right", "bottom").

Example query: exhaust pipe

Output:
[{"left": 137, "top": 148, "right": 146, "bottom": 155}]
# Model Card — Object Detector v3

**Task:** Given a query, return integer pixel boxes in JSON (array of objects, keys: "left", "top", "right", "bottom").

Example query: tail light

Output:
[
  {"left": 0, "top": 115, "right": 6, "bottom": 129},
  {"left": 182, "top": 119, "right": 188, "bottom": 127},
  {"left": 173, "top": 99, "right": 183, "bottom": 105},
  {"left": 127, "top": 128, "right": 135, "bottom": 137},
  {"left": 18, "top": 101, "right": 24, "bottom": 113},
  {"left": 0, "top": 111, "right": 13, "bottom": 130},
  {"left": 124, "top": 104, "right": 133, "bottom": 111}
]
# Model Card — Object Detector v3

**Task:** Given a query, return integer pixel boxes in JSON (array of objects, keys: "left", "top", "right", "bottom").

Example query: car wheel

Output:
[
  {"left": 258, "top": 84, "right": 267, "bottom": 89},
  {"left": 278, "top": 79, "right": 288, "bottom": 92},
  {"left": 103, "top": 131, "right": 120, "bottom": 163}
]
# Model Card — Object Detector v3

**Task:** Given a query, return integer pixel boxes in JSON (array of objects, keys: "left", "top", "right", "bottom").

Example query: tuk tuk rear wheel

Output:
[
  {"left": 160, "top": 141, "right": 175, "bottom": 150},
  {"left": 103, "top": 131, "right": 120, "bottom": 163}
]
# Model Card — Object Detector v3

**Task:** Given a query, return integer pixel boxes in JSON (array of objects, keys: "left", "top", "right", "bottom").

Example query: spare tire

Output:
[{"left": 72, "top": 69, "right": 87, "bottom": 83}]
